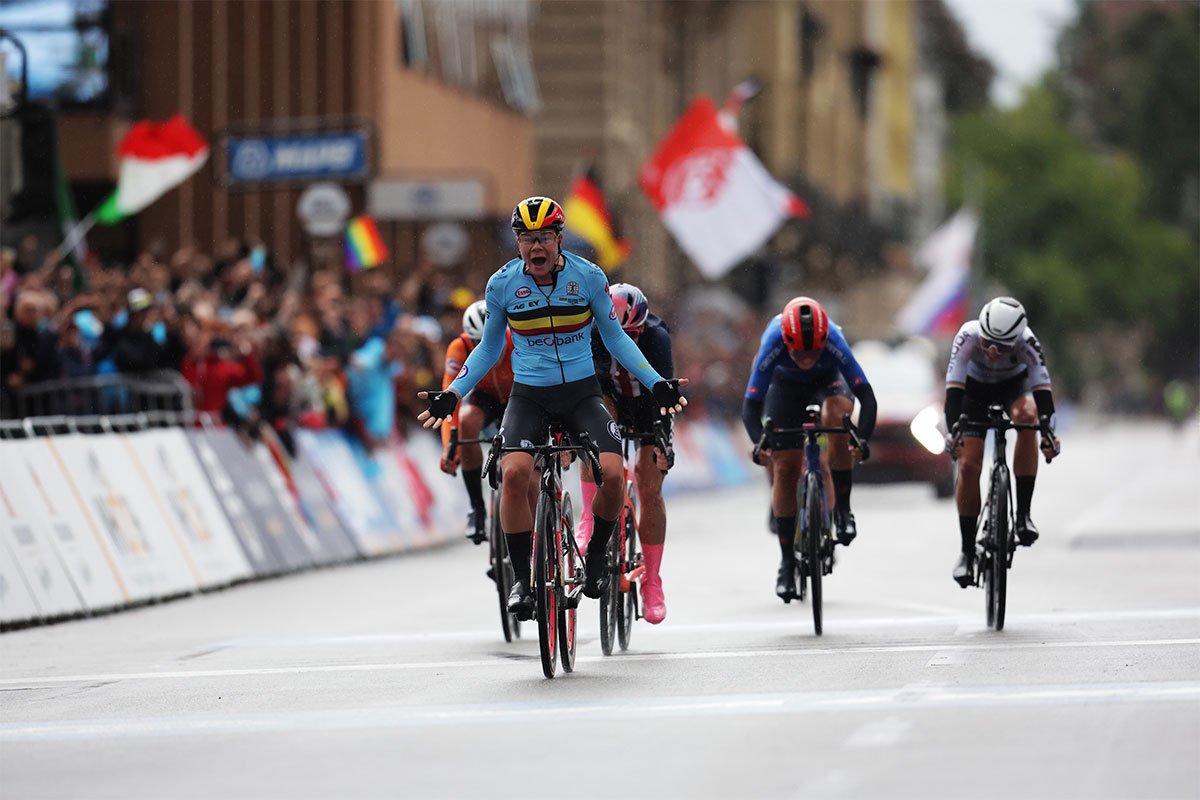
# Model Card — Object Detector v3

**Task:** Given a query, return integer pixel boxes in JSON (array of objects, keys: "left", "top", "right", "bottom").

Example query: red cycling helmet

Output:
[{"left": 780, "top": 296, "right": 830, "bottom": 352}]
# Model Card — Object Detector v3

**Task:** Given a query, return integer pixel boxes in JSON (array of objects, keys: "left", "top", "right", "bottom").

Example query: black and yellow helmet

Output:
[{"left": 510, "top": 196, "right": 566, "bottom": 234}]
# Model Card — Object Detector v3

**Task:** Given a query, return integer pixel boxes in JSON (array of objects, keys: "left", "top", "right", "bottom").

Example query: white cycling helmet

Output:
[
  {"left": 462, "top": 300, "right": 487, "bottom": 342},
  {"left": 978, "top": 296, "right": 1027, "bottom": 344}
]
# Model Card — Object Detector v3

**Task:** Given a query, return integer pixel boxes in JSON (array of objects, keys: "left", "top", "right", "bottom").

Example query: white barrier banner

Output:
[
  {"left": 0, "top": 439, "right": 127, "bottom": 614},
  {"left": 0, "top": 448, "right": 85, "bottom": 620},
  {"left": 124, "top": 430, "right": 253, "bottom": 587},
  {"left": 47, "top": 434, "right": 198, "bottom": 600},
  {"left": 402, "top": 432, "right": 466, "bottom": 541},
  {"left": 251, "top": 443, "right": 329, "bottom": 562},
  {"left": 294, "top": 430, "right": 405, "bottom": 556},
  {"left": 0, "top": 537, "right": 41, "bottom": 625}
]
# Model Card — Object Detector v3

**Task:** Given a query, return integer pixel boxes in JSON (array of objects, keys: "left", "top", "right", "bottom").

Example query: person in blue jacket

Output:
[
  {"left": 741, "top": 296, "right": 876, "bottom": 602},
  {"left": 419, "top": 196, "right": 687, "bottom": 620}
]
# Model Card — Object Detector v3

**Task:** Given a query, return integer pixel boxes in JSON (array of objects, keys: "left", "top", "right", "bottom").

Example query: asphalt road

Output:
[{"left": 2, "top": 417, "right": 1198, "bottom": 799}]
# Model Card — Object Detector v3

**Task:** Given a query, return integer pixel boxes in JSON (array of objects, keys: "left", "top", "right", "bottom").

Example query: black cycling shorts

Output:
[
  {"left": 501, "top": 376, "right": 622, "bottom": 455},
  {"left": 608, "top": 394, "right": 669, "bottom": 449},
  {"left": 462, "top": 389, "right": 506, "bottom": 431},
  {"left": 764, "top": 372, "right": 853, "bottom": 451},
  {"left": 961, "top": 374, "right": 1032, "bottom": 439}
]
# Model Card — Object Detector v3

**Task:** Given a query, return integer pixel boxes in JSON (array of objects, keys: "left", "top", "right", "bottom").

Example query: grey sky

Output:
[{"left": 943, "top": 0, "right": 1077, "bottom": 107}]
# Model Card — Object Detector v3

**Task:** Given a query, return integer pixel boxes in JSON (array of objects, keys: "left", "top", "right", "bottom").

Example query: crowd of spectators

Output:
[{"left": 1, "top": 232, "right": 768, "bottom": 451}]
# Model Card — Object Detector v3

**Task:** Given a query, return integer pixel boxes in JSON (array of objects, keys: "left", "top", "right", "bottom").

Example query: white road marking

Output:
[
  {"left": 3, "top": 638, "right": 1197, "bottom": 686},
  {"left": 1, "top": 682, "right": 1196, "bottom": 742},
  {"left": 203, "top": 607, "right": 1200, "bottom": 650}
]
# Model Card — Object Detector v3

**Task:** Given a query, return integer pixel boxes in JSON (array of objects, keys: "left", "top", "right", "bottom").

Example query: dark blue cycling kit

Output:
[
  {"left": 448, "top": 252, "right": 663, "bottom": 397},
  {"left": 741, "top": 313, "right": 877, "bottom": 443},
  {"left": 591, "top": 313, "right": 673, "bottom": 401}
]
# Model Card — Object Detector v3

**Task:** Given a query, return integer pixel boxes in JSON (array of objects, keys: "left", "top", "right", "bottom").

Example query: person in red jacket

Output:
[{"left": 181, "top": 320, "right": 263, "bottom": 415}]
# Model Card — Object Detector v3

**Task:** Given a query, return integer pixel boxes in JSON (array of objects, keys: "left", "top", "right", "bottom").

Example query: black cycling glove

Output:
[
  {"left": 424, "top": 390, "right": 460, "bottom": 419},
  {"left": 651, "top": 379, "right": 685, "bottom": 413}
]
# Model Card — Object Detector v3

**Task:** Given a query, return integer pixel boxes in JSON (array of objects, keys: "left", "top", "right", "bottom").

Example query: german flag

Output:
[{"left": 563, "top": 167, "right": 632, "bottom": 273}]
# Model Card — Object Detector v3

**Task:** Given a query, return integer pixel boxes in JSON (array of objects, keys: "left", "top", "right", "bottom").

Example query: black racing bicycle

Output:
[
  {"left": 483, "top": 423, "right": 601, "bottom": 678},
  {"left": 754, "top": 407, "right": 867, "bottom": 636},
  {"left": 598, "top": 420, "right": 670, "bottom": 656},
  {"left": 447, "top": 428, "right": 519, "bottom": 643},
  {"left": 950, "top": 406, "right": 1058, "bottom": 630}
]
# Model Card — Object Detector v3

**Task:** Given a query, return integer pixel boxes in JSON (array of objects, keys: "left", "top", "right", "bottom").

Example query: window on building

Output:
[{"left": 0, "top": 0, "right": 110, "bottom": 107}]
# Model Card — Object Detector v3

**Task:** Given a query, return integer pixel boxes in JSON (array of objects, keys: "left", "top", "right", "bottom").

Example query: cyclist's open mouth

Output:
[{"left": 530, "top": 255, "right": 548, "bottom": 267}]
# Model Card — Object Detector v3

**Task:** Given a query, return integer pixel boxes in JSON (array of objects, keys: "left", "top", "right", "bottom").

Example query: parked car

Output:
[{"left": 850, "top": 337, "right": 955, "bottom": 498}]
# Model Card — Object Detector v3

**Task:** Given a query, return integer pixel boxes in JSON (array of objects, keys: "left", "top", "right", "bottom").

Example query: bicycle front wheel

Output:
[
  {"left": 802, "top": 471, "right": 824, "bottom": 636},
  {"left": 534, "top": 491, "right": 558, "bottom": 678},
  {"left": 599, "top": 508, "right": 619, "bottom": 656},
  {"left": 558, "top": 493, "right": 578, "bottom": 673},
  {"left": 989, "top": 466, "right": 1010, "bottom": 630},
  {"left": 618, "top": 489, "right": 638, "bottom": 652}
]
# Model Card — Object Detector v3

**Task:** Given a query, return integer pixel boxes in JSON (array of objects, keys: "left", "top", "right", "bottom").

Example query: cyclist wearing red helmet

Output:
[
  {"left": 742, "top": 296, "right": 877, "bottom": 602},
  {"left": 577, "top": 282, "right": 676, "bottom": 624},
  {"left": 419, "top": 196, "right": 688, "bottom": 620}
]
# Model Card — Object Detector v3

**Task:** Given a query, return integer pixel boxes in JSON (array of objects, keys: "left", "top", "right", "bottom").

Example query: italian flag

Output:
[{"left": 95, "top": 114, "right": 209, "bottom": 225}]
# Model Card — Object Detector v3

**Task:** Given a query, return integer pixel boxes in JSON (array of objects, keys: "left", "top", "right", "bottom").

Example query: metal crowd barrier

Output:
[{"left": 3, "top": 371, "right": 194, "bottom": 424}]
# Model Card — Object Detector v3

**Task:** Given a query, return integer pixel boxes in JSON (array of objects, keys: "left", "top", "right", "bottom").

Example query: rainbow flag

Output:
[{"left": 344, "top": 215, "right": 389, "bottom": 272}]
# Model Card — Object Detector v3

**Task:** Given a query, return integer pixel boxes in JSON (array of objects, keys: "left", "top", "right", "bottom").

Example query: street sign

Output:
[
  {"left": 224, "top": 130, "right": 370, "bottom": 185},
  {"left": 297, "top": 182, "right": 351, "bottom": 237}
]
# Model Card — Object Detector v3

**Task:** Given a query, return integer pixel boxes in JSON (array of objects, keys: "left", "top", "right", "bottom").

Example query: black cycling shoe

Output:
[
  {"left": 834, "top": 508, "right": 857, "bottom": 545},
  {"left": 1015, "top": 514, "right": 1039, "bottom": 547},
  {"left": 952, "top": 552, "right": 974, "bottom": 588},
  {"left": 775, "top": 560, "right": 797, "bottom": 602},
  {"left": 583, "top": 545, "right": 609, "bottom": 599},
  {"left": 466, "top": 506, "right": 487, "bottom": 545},
  {"left": 507, "top": 580, "right": 535, "bottom": 620}
]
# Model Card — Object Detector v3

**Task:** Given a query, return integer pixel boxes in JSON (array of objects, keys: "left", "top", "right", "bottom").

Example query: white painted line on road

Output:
[
  {"left": 3, "top": 638, "right": 1198, "bottom": 687},
  {"left": 202, "top": 607, "right": 1200, "bottom": 650},
  {"left": 1, "top": 681, "right": 1196, "bottom": 742}
]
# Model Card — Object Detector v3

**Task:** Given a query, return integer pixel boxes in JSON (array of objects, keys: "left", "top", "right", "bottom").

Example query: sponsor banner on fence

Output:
[
  {"left": 195, "top": 428, "right": 314, "bottom": 573},
  {"left": 0, "top": 439, "right": 127, "bottom": 615},
  {"left": 0, "top": 463, "right": 86, "bottom": 620},
  {"left": 294, "top": 429, "right": 406, "bottom": 556},
  {"left": 46, "top": 433, "right": 199, "bottom": 600},
  {"left": 123, "top": 429, "right": 254, "bottom": 588},
  {"left": 0, "top": 537, "right": 41, "bottom": 625},
  {"left": 278, "top": 447, "right": 361, "bottom": 563},
  {"left": 186, "top": 429, "right": 284, "bottom": 575},
  {"left": 402, "top": 432, "right": 467, "bottom": 540}
]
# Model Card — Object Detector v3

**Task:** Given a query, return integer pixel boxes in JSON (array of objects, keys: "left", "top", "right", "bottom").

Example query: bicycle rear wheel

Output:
[
  {"left": 990, "top": 467, "right": 1010, "bottom": 630},
  {"left": 803, "top": 471, "right": 824, "bottom": 636},
  {"left": 490, "top": 491, "right": 519, "bottom": 642},
  {"left": 599, "top": 507, "right": 620, "bottom": 656},
  {"left": 534, "top": 492, "right": 558, "bottom": 678},
  {"left": 617, "top": 489, "right": 638, "bottom": 652},
  {"left": 558, "top": 494, "right": 578, "bottom": 672}
]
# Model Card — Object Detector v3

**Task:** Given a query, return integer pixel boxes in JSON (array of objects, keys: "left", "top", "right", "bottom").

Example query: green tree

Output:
[{"left": 946, "top": 86, "right": 1197, "bottom": 400}]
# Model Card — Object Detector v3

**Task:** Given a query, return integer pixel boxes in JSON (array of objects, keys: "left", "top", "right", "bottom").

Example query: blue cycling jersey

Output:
[
  {"left": 448, "top": 251, "right": 664, "bottom": 396},
  {"left": 744, "top": 314, "right": 870, "bottom": 399}
]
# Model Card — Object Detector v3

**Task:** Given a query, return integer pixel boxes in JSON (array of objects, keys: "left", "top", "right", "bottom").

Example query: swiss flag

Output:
[{"left": 638, "top": 97, "right": 807, "bottom": 279}]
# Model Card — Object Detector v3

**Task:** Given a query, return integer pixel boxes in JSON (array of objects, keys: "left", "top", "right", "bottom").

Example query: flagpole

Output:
[{"left": 53, "top": 209, "right": 97, "bottom": 266}]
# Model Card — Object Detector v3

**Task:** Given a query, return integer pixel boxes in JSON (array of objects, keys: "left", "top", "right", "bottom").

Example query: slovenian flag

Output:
[
  {"left": 895, "top": 209, "right": 978, "bottom": 337},
  {"left": 563, "top": 166, "right": 632, "bottom": 272},
  {"left": 95, "top": 114, "right": 209, "bottom": 225},
  {"left": 344, "top": 215, "right": 389, "bottom": 272}
]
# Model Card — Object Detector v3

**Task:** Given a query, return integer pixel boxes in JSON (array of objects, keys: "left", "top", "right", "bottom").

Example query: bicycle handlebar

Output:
[
  {"left": 619, "top": 420, "right": 673, "bottom": 472},
  {"left": 482, "top": 430, "right": 605, "bottom": 490},
  {"left": 950, "top": 413, "right": 1059, "bottom": 462},
  {"left": 753, "top": 414, "right": 870, "bottom": 463}
]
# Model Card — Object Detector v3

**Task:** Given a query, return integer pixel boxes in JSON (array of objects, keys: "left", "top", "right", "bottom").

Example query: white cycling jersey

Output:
[{"left": 946, "top": 321, "right": 1051, "bottom": 390}]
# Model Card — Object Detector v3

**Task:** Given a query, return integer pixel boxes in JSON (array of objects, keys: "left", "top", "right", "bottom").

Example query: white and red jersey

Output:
[{"left": 946, "top": 321, "right": 1051, "bottom": 390}]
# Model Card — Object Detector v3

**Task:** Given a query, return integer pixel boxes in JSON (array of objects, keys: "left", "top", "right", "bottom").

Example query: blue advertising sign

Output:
[{"left": 224, "top": 130, "right": 370, "bottom": 185}]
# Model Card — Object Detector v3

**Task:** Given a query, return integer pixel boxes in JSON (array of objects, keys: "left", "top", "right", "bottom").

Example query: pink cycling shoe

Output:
[{"left": 640, "top": 543, "right": 666, "bottom": 624}]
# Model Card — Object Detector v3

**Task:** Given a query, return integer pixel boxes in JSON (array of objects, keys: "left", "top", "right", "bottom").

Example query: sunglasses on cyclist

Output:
[
  {"left": 517, "top": 231, "right": 559, "bottom": 246},
  {"left": 980, "top": 338, "right": 1013, "bottom": 356}
]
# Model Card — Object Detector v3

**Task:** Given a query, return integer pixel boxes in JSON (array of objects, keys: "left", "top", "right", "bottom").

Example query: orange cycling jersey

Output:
[{"left": 441, "top": 328, "right": 515, "bottom": 447}]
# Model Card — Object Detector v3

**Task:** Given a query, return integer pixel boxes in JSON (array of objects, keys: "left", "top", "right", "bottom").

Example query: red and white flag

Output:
[{"left": 638, "top": 97, "right": 807, "bottom": 279}]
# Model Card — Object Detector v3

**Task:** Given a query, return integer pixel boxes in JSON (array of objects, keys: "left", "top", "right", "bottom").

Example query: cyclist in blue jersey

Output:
[
  {"left": 741, "top": 296, "right": 877, "bottom": 601},
  {"left": 419, "top": 196, "right": 687, "bottom": 620}
]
